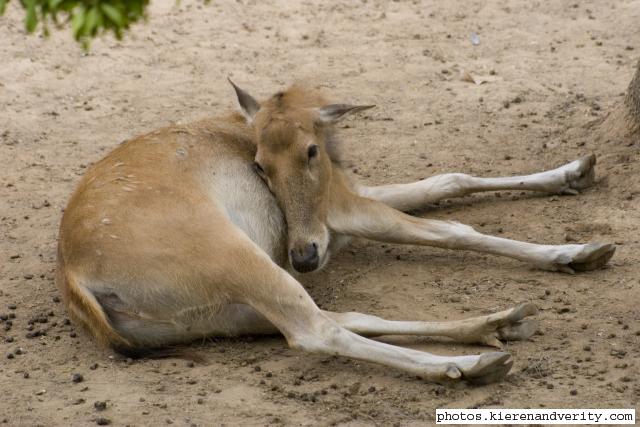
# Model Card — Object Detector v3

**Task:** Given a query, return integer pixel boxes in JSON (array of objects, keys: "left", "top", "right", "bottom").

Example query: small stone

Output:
[
  {"left": 94, "top": 401, "right": 107, "bottom": 411},
  {"left": 95, "top": 418, "right": 111, "bottom": 425},
  {"left": 8, "top": 304, "right": 16, "bottom": 310},
  {"left": 582, "top": 345, "right": 591, "bottom": 351},
  {"left": 570, "top": 389, "right": 578, "bottom": 396},
  {"left": 72, "top": 373, "right": 84, "bottom": 383}
]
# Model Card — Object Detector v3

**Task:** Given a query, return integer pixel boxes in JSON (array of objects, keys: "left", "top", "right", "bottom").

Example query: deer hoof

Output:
[
  {"left": 560, "top": 154, "right": 597, "bottom": 194},
  {"left": 568, "top": 243, "right": 616, "bottom": 272},
  {"left": 461, "top": 352, "right": 513, "bottom": 385}
]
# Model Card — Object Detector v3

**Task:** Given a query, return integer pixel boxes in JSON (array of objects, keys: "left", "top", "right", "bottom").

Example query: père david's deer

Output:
[{"left": 56, "top": 81, "right": 615, "bottom": 384}]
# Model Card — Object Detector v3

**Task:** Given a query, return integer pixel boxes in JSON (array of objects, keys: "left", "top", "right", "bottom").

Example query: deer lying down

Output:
[{"left": 56, "top": 81, "right": 615, "bottom": 384}]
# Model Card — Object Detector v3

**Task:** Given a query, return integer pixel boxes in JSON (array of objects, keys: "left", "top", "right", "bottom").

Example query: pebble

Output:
[
  {"left": 72, "top": 373, "right": 84, "bottom": 383},
  {"left": 570, "top": 389, "right": 578, "bottom": 396},
  {"left": 95, "top": 418, "right": 111, "bottom": 425},
  {"left": 94, "top": 401, "right": 107, "bottom": 411}
]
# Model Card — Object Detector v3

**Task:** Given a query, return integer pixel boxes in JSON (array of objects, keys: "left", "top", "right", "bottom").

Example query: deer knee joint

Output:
[{"left": 287, "top": 322, "right": 344, "bottom": 354}]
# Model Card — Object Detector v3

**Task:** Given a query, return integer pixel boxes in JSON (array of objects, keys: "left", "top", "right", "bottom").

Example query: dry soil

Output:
[{"left": 1, "top": 0, "right": 639, "bottom": 426}]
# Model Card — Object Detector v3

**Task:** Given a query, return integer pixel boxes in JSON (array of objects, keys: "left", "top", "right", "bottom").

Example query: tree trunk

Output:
[
  {"left": 600, "top": 59, "right": 640, "bottom": 139},
  {"left": 624, "top": 59, "right": 640, "bottom": 129}
]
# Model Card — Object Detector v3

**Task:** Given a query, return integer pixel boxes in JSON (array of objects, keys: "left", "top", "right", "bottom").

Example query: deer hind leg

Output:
[
  {"left": 324, "top": 302, "right": 538, "bottom": 348},
  {"left": 173, "top": 301, "right": 538, "bottom": 350},
  {"left": 358, "top": 154, "right": 597, "bottom": 211}
]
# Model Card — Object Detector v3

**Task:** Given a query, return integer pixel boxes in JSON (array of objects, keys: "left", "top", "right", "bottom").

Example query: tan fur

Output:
[
  {"left": 56, "top": 246, "right": 132, "bottom": 349},
  {"left": 56, "top": 82, "right": 613, "bottom": 383}
]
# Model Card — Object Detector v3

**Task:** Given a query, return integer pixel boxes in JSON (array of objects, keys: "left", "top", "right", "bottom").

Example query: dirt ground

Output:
[{"left": 1, "top": 0, "right": 639, "bottom": 425}]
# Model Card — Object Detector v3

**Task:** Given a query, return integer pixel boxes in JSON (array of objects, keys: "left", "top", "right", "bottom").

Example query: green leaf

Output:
[
  {"left": 0, "top": 0, "right": 8, "bottom": 16},
  {"left": 25, "top": 0, "right": 37, "bottom": 32},
  {"left": 100, "top": 3, "right": 123, "bottom": 27},
  {"left": 71, "top": 4, "right": 85, "bottom": 39},
  {"left": 48, "top": 0, "right": 63, "bottom": 10},
  {"left": 84, "top": 6, "right": 99, "bottom": 36}
]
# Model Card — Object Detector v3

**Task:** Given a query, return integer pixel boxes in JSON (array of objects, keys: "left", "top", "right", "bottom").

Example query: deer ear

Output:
[
  {"left": 228, "top": 78, "right": 260, "bottom": 122},
  {"left": 317, "top": 104, "right": 375, "bottom": 123}
]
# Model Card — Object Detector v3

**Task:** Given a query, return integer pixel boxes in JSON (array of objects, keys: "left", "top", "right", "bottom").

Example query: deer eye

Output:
[{"left": 307, "top": 145, "right": 319, "bottom": 159}]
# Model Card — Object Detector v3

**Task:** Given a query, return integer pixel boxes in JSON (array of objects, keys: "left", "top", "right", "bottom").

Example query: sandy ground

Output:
[{"left": 1, "top": 0, "right": 639, "bottom": 425}]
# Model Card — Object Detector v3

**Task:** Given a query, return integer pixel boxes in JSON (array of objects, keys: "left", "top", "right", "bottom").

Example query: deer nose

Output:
[{"left": 290, "top": 243, "right": 319, "bottom": 273}]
